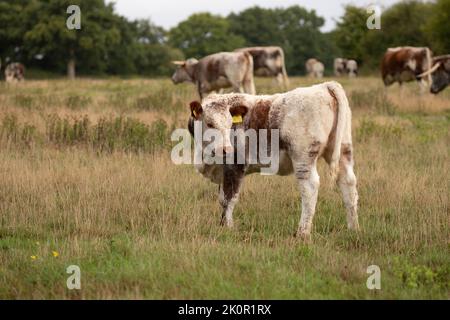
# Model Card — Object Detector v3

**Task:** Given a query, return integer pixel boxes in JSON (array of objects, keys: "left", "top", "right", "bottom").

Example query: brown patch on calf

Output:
[
  {"left": 230, "top": 105, "right": 248, "bottom": 117},
  {"left": 341, "top": 143, "right": 353, "bottom": 163},
  {"left": 190, "top": 101, "right": 203, "bottom": 119},
  {"left": 295, "top": 163, "right": 312, "bottom": 180},
  {"left": 247, "top": 100, "right": 271, "bottom": 130},
  {"left": 308, "top": 140, "right": 322, "bottom": 158}
]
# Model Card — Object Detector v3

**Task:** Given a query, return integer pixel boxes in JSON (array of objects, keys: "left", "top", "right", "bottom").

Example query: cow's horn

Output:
[
  {"left": 171, "top": 60, "right": 185, "bottom": 65},
  {"left": 418, "top": 62, "right": 441, "bottom": 78}
]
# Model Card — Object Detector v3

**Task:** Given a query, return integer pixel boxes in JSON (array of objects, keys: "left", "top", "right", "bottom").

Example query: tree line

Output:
[{"left": 0, "top": 0, "right": 448, "bottom": 78}]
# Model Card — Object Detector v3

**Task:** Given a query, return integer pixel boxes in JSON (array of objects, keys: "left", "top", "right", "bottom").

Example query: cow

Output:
[
  {"left": 381, "top": 46, "right": 433, "bottom": 89},
  {"left": 171, "top": 51, "right": 256, "bottom": 99},
  {"left": 334, "top": 58, "right": 347, "bottom": 76},
  {"left": 305, "top": 58, "right": 324, "bottom": 78},
  {"left": 187, "top": 81, "right": 359, "bottom": 240},
  {"left": 5, "top": 63, "right": 25, "bottom": 83},
  {"left": 334, "top": 58, "right": 358, "bottom": 77},
  {"left": 346, "top": 60, "right": 358, "bottom": 77},
  {"left": 418, "top": 54, "right": 450, "bottom": 94},
  {"left": 234, "top": 46, "right": 289, "bottom": 88}
]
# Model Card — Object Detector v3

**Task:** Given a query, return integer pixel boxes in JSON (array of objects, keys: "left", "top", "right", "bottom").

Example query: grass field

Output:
[{"left": 0, "top": 77, "right": 448, "bottom": 299}]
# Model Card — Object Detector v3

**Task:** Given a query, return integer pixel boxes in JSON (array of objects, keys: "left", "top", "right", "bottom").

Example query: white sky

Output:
[{"left": 105, "top": 0, "right": 402, "bottom": 32}]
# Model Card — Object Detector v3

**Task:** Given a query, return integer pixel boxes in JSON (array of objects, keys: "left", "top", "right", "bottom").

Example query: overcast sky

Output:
[{"left": 105, "top": 0, "right": 402, "bottom": 32}]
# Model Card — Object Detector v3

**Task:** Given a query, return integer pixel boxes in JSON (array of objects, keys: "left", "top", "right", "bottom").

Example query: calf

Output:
[
  {"left": 235, "top": 46, "right": 289, "bottom": 87},
  {"left": 188, "top": 81, "right": 359, "bottom": 239},
  {"left": 172, "top": 52, "right": 255, "bottom": 99},
  {"left": 5, "top": 63, "right": 25, "bottom": 83}
]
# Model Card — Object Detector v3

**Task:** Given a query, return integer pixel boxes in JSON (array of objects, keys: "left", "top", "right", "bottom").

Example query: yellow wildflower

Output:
[
  {"left": 52, "top": 251, "right": 59, "bottom": 258},
  {"left": 30, "top": 255, "right": 37, "bottom": 260}
]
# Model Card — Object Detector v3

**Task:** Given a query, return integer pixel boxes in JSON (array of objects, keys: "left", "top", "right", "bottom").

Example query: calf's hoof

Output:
[
  {"left": 294, "top": 230, "right": 312, "bottom": 243},
  {"left": 348, "top": 222, "right": 360, "bottom": 231},
  {"left": 220, "top": 218, "right": 234, "bottom": 228}
]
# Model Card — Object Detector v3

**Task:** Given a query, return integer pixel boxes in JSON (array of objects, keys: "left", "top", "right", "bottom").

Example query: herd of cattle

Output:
[
  {"left": 171, "top": 45, "right": 449, "bottom": 97},
  {"left": 1, "top": 46, "right": 448, "bottom": 95}
]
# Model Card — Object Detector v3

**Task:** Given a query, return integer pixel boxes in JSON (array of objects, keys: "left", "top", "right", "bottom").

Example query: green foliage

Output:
[
  {"left": 0, "top": 1, "right": 447, "bottom": 77},
  {"left": 0, "top": 114, "right": 37, "bottom": 148},
  {"left": 393, "top": 257, "right": 449, "bottom": 289},
  {"left": 425, "top": 0, "right": 450, "bottom": 54},
  {"left": 23, "top": 0, "right": 122, "bottom": 76},
  {"left": 333, "top": 6, "right": 368, "bottom": 62},
  {"left": 169, "top": 13, "right": 245, "bottom": 58},
  {"left": 228, "top": 6, "right": 337, "bottom": 74},
  {"left": 1, "top": 113, "right": 170, "bottom": 154},
  {"left": 334, "top": 1, "right": 436, "bottom": 69}
]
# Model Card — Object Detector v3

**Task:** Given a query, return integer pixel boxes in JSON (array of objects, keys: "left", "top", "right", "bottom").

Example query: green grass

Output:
[{"left": 0, "top": 77, "right": 448, "bottom": 299}]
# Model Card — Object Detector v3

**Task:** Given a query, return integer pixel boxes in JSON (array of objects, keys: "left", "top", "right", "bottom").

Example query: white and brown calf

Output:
[{"left": 188, "top": 81, "right": 359, "bottom": 239}]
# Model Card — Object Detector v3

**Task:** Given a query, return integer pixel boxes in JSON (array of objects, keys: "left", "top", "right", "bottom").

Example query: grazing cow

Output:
[
  {"left": 334, "top": 58, "right": 358, "bottom": 77},
  {"left": 171, "top": 52, "right": 255, "bottom": 99},
  {"left": 346, "top": 60, "right": 358, "bottom": 77},
  {"left": 381, "top": 46, "right": 433, "bottom": 88},
  {"left": 305, "top": 58, "right": 324, "bottom": 78},
  {"left": 235, "top": 46, "right": 289, "bottom": 87},
  {"left": 5, "top": 63, "right": 25, "bottom": 83},
  {"left": 419, "top": 54, "right": 450, "bottom": 94},
  {"left": 334, "top": 58, "right": 347, "bottom": 76},
  {"left": 187, "top": 81, "right": 359, "bottom": 239}
]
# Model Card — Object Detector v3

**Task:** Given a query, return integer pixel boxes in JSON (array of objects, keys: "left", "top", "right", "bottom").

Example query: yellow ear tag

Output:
[
  {"left": 232, "top": 115, "right": 243, "bottom": 124},
  {"left": 193, "top": 110, "right": 197, "bottom": 117}
]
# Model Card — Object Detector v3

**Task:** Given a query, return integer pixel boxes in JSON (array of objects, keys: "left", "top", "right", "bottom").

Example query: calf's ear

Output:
[
  {"left": 229, "top": 105, "right": 248, "bottom": 117},
  {"left": 190, "top": 101, "right": 203, "bottom": 119}
]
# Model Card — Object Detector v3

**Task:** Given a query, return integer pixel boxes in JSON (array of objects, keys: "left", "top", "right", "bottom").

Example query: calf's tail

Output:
[{"left": 327, "top": 81, "right": 350, "bottom": 181}]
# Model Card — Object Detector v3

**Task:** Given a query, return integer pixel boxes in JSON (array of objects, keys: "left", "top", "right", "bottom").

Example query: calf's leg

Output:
[
  {"left": 292, "top": 150, "right": 321, "bottom": 240},
  {"left": 219, "top": 164, "right": 245, "bottom": 227},
  {"left": 337, "top": 144, "right": 359, "bottom": 230}
]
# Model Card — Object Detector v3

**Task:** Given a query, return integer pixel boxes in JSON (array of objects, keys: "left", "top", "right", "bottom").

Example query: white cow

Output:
[
  {"left": 187, "top": 81, "right": 359, "bottom": 240},
  {"left": 305, "top": 58, "right": 324, "bottom": 78}
]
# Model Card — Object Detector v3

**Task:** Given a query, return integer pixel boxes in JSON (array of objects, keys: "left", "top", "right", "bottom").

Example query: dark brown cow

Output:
[
  {"left": 171, "top": 52, "right": 255, "bottom": 99},
  {"left": 381, "top": 46, "right": 432, "bottom": 88},
  {"left": 419, "top": 54, "right": 450, "bottom": 94},
  {"left": 234, "top": 46, "right": 289, "bottom": 87}
]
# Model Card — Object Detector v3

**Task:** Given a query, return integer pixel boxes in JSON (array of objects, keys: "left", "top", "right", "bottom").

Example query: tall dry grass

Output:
[{"left": 0, "top": 77, "right": 448, "bottom": 299}]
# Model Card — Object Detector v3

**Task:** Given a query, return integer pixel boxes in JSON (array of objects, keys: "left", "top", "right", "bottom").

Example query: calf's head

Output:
[
  {"left": 171, "top": 58, "right": 198, "bottom": 84},
  {"left": 188, "top": 100, "right": 248, "bottom": 156}
]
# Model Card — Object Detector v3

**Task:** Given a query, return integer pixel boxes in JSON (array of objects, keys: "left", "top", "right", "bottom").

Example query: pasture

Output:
[{"left": 0, "top": 77, "right": 448, "bottom": 299}]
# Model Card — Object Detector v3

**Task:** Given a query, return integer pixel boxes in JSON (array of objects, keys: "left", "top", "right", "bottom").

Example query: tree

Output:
[
  {"left": 228, "top": 6, "right": 333, "bottom": 74},
  {"left": 425, "top": 0, "right": 450, "bottom": 54},
  {"left": 24, "top": 0, "right": 121, "bottom": 78},
  {"left": 333, "top": 6, "right": 369, "bottom": 62},
  {"left": 169, "top": 13, "right": 245, "bottom": 58},
  {"left": 0, "top": 1, "right": 29, "bottom": 63},
  {"left": 333, "top": 1, "right": 434, "bottom": 70}
]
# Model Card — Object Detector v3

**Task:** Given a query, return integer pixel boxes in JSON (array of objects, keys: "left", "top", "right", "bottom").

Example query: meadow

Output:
[{"left": 0, "top": 76, "right": 448, "bottom": 299}]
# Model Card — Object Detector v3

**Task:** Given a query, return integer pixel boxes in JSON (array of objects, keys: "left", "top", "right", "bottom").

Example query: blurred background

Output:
[{"left": 0, "top": 0, "right": 448, "bottom": 79}]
